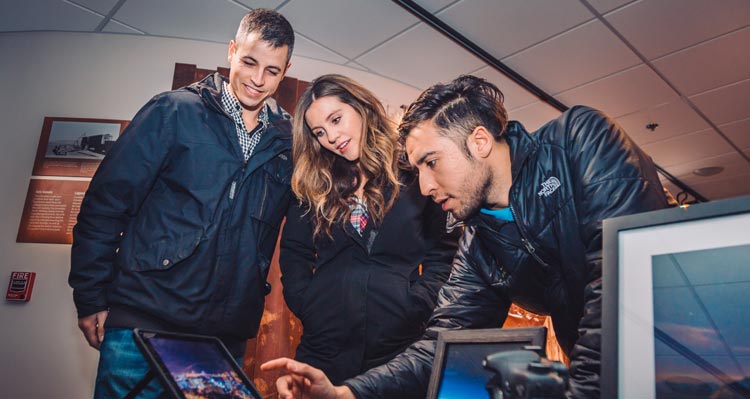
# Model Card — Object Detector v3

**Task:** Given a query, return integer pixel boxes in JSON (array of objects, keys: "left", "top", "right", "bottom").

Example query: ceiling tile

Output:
[
  {"left": 279, "top": 0, "right": 418, "bottom": 59},
  {"left": 472, "top": 66, "right": 538, "bottom": 111},
  {"left": 721, "top": 118, "right": 750, "bottom": 150},
  {"left": 293, "top": 35, "right": 348, "bottom": 64},
  {"left": 653, "top": 27, "right": 750, "bottom": 96},
  {"left": 70, "top": 0, "right": 119, "bottom": 15},
  {"left": 344, "top": 61, "right": 370, "bottom": 72},
  {"left": 554, "top": 64, "right": 678, "bottom": 118},
  {"left": 615, "top": 99, "right": 710, "bottom": 146},
  {"left": 235, "top": 0, "right": 287, "bottom": 10},
  {"left": 586, "top": 0, "right": 635, "bottom": 14},
  {"left": 689, "top": 173, "right": 750, "bottom": 200},
  {"left": 641, "top": 128, "right": 735, "bottom": 168},
  {"left": 0, "top": 0, "right": 102, "bottom": 32},
  {"left": 605, "top": 0, "right": 750, "bottom": 59},
  {"left": 690, "top": 79, "right": 750, "bottom": 125},
  {"left": 503, "top": 20, "right": 640, "bottom": 95},
  {"left": 113, "top": 0, "right": 247, "bottom": 43},
  {"left": 103, "top": 19, "right": 143, "bottom": 35},
  {"left": 435, "top": 0, "right": 592, "bottom": 58},
  {"left": 507, "top": 102, "right": 563, "bottom": 132},
  {"left": 412, "top": 0, "right": 458, "bottom": 14},
  {"left": 356, "top": 23, "right": 485, "bottom": 89}
]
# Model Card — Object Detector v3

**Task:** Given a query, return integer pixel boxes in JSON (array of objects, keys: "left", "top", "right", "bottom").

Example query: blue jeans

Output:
[{"left": 94, "top": 328, "right": 165, "bottom": 399}]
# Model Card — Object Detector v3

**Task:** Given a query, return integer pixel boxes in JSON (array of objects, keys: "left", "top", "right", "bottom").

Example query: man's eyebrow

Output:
[
  {"left": 241, "top": 55, "right": 282, "bottom": 71},
  {"left": 415, "top": 150, "right": 437, "bottom": 166}
]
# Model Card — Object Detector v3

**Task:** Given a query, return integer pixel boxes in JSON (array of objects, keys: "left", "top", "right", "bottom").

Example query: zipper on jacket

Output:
[
  {"left": 229, "top": 181, "right": 237, "bottom": 200},
  {"left": 510, "top": 204, "right": 549, "bottom": 267}
]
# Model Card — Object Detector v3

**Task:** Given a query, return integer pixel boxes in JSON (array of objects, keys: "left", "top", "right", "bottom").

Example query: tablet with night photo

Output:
[{"left": 133, "top": 329, "right": 262, "bottom": 399}]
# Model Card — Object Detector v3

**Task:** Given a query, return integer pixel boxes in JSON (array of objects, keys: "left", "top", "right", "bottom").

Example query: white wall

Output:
[{"left": 0, "top": 31, "right": 418, "bottom": 399}]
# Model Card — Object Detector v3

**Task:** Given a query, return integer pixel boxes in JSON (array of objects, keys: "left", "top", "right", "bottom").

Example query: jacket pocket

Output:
[
  {"left": 131, "top": 230, "right": 203, "bottom": 272},
  {"left": 252, "top": 160, "right": 292, "bottom": 224}
]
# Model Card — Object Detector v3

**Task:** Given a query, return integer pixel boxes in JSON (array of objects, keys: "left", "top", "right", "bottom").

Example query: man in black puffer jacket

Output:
[{"left": 263, "top": 75, "right": 668, "bottom": 399}]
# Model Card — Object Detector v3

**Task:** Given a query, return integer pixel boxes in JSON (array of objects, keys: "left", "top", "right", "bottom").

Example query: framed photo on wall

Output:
[
  {"left": 426, "top": 327, "right": 547, "bottom": 399},
  {"left": 601, "top": 196, "right": 750, "bottom": 399},
  {"left": 31, "top": 117, "right": 129, "bottom": 177}
]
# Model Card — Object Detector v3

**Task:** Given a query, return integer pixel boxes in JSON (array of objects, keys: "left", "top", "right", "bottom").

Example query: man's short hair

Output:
[
  {"left": 399, "top": 75, "right": 508, "bottom": 157},
  {"left": 236, "top": 9, "right": 295, "bottom": 64}
]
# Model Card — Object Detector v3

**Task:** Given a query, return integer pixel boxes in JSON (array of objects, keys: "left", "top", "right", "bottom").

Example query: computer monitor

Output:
[
  {"left": 601, "top": 196, "right": 750, "bottom": 399},
  {"left": 426, "top": 327, "right": 547, "bottom": 399},
  {"left": 133, "top": 329, "right": 262, "bottom": 399}
]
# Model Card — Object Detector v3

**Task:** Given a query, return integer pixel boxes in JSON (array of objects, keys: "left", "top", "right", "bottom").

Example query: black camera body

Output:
[{"left": 483, "top": 347, "right": 568, "bottom": 399}]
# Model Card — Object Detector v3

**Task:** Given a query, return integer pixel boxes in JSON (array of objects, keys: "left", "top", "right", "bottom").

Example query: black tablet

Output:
[{"left": 132, "top": 329, "right": 262, "bottom": 399}]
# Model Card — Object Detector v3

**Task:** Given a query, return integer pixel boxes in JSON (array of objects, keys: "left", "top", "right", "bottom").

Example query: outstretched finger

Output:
[{"left": 262, "top": 358, "right": 327, "bottom": 385}]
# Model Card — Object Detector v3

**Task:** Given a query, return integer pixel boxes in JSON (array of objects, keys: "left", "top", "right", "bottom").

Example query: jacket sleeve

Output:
[
  {"left": 408, "top": 199, "right": 461, "bottom": 321},
  {"left": 279, "top": 200, "right": 316, "bottom": 317},
  {"left": 343, "top": 227, "right": 510, "bottom": 399},
  {"left": 69, "top": 95, "right": 173, "bottom": 318},
  {"left": 564, "top": 106, "right": 667, "bottom": 398}
]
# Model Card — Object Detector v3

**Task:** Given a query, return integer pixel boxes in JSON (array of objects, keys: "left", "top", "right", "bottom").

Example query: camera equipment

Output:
[{"left": 483, "top": 346, "right": 568, "bottom": 399}]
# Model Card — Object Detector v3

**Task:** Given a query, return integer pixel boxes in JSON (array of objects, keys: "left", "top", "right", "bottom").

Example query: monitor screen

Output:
[
  {"left": 426, "top": 327, "right": 547, "bottom": 399},
  {"left": 437, "top": 341, "right": 537, "bottom": 399}
]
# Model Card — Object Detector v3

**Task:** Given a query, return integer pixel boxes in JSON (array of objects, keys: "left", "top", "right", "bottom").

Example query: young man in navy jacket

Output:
[
  {"left": 69, "top": 9, "right": 295, "bottom": 398},
  {"left": 263, "top": 75, "right": 667, "bottom": 398}
]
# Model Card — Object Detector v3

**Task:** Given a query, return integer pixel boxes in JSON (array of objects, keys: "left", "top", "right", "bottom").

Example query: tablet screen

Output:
[{"left": 135, "top": 330, "right": 261, "bottom": 399}]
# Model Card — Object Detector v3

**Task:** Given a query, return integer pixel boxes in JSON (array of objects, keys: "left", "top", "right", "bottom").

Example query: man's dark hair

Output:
[
  {"left": 236, "top": 9, "right": 295, "bottom": 63},
  {"left": 399, "top": 75, "right": 508, "bottom": 157}
]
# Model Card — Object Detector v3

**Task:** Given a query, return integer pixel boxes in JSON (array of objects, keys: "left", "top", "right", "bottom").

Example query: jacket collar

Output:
[
  {"left": 185, "top": 73, "right": 292, "bottom": 139},
  {"left": 464, "top": 120, "right": 537, "bottom": 228}
]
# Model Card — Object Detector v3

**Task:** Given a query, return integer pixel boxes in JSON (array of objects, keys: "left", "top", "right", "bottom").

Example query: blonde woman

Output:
[{"left": 279, "top": 74, "right": 459, "bottom": 384}]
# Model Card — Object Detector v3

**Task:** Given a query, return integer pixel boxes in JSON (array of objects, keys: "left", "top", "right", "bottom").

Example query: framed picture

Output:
[
  {"left": 31, "top": 117, "right": 129, "bottom": 177},
  {"left": 426, "top": 327, "right": 547, "bottom": 399},
  {"left": 601, "top": 196, "right": 750, "bottom": 399}
]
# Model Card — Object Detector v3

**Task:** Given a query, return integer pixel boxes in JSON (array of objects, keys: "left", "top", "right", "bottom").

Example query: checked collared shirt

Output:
[{"left": 221, "top": 81, "right": 269, "bottom": 161}]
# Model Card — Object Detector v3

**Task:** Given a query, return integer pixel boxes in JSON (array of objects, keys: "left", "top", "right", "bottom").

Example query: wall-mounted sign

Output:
[{"left": 31, "top": 117, "right": 128, "bottom": 178}]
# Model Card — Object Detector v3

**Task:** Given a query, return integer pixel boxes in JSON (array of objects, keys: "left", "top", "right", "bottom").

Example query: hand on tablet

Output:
[
  {"left": 78, "top": 310, "right": 108, "bottom": 350},
  {"left": 261, "top": 358, "right": 355, "bottom": 399}
]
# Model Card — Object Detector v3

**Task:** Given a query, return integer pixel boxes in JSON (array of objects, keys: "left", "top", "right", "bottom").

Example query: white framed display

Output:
[{"left": 601, "top": 196, "right": 750, "bottom": 399}]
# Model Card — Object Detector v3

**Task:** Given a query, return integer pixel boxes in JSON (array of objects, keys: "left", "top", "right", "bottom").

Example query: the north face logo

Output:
[{"left": 538, "top": 177, "right": 561, "bottom": 197}]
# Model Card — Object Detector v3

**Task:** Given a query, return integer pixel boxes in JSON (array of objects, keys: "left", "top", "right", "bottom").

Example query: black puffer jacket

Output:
[{"left": 343, "top": 106, "right": 667, "bottom": 398}]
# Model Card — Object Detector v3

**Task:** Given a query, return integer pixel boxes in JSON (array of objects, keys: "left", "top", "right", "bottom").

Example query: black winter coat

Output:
[
  {"left": 343, "top": 106, "right": 668, "bottom": 398},
  {"left": 69, "top": 74, "right": 293, "bottom": 355},
  {"left": 280, "top": 175, "right": 460, "bottom": 385}
]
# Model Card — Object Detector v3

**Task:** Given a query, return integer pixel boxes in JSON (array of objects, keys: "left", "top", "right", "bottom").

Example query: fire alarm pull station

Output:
[{"left": 6, "top": 271, "right": 36, "bottom": 302}]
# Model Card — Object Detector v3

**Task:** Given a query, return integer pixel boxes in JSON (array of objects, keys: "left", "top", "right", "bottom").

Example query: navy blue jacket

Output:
[
  {"left": 344, "top": 106, "right": 667, "bottom": 398},
  {"left": 69, "top": 73, "right": 293, "bottom": 350}
]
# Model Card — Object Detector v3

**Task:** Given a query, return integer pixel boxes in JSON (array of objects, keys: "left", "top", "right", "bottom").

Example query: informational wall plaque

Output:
[
  {"left": 31, "top": 117, "right": 128, "bottom": 178},
  {"left": 16, "top": 178, "right": 90, "bottom": 244}
]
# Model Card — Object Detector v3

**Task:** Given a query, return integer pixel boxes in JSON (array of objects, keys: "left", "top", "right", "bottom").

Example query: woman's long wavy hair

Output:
[{"left": 292, "top": 74, "right": 402, "bottom": 240}]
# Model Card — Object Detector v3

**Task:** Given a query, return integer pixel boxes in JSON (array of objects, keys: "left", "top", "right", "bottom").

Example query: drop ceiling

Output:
[{"left": 2, "top": 0, "right": 749, "bottom": 201}]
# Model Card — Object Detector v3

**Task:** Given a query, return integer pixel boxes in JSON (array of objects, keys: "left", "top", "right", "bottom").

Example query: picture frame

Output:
[
  {"left": 426, "top": 327, "right": 547, "bottom": 399},
  {"left": 601, "top": 196, "right": 750, "bottom": 399},
  {"left": 31, "top": 116, "right": 129, "bottom": 177}
]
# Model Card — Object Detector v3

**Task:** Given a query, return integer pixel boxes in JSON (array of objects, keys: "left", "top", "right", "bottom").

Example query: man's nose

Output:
[
  {"left": 251, "top": 69, "right": 265, "bottom": 87},
  {"left": 418, "top": 171, "right": 436, "bottom": 197}
]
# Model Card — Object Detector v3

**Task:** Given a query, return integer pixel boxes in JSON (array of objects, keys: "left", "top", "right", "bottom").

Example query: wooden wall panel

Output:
[{"left": 502, "top": 303, "right": 568, "bottom": 365}]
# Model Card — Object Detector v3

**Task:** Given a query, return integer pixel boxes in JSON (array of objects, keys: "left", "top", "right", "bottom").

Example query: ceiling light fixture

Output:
[{"left": 692, "top": 166, "right": 724, "bottom": 177}]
